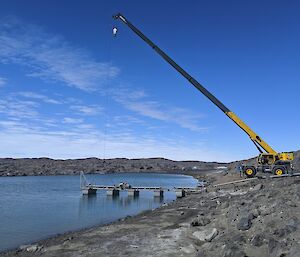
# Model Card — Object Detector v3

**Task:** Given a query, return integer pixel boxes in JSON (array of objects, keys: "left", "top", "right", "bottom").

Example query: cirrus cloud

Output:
[
  {"left": 0, "top": 16, "right": 119, "bottom": 91},
  {"left": 0, "top": 76, "right": 7, "bottom": 87}
]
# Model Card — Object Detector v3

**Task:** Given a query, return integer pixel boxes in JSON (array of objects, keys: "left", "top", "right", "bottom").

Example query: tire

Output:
[
  {"left": 244, "top": 166, "right": 257, "bottom": 178},
  {"left": 272, "top": 166, "right": 286, "bottom": 176}
]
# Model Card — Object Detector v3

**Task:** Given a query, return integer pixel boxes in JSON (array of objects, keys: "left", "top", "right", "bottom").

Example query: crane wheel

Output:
[
  {"left": 244, "top": 166, "right": 256, "bottom": 178},
  {"left": 272, "top": 166, "right": 286, "bottom": 176}
]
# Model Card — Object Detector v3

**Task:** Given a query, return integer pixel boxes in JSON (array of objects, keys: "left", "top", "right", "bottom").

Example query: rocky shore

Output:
[{"left": 1, "top": 171, "right": 299, "bottom": 257}]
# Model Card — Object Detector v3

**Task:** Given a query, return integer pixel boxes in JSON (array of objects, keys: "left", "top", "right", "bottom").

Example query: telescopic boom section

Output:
[{"left": 113, "top": 13, "right": 277, "bottom": 155}]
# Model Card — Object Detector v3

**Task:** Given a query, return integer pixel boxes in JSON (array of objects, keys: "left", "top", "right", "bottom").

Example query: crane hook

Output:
[{"left": 112, "top": 27, "right": 118, "bottom": 37}]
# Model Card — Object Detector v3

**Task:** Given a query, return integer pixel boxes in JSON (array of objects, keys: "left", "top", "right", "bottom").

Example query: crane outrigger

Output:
[{"left": 113, "top": 13, "right": 294, "bottom": 177}]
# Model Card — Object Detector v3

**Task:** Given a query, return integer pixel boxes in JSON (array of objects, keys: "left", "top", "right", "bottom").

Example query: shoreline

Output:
[
  {"left": 0, "top": 171, "right": 202, "bottom": 255},
  {"left": 1, "top": 189, "right": 196, "bottom": 257},
  {"left": 0, "top": 205, "right": 164, "bottom": 254},
  {"left": 1, "top": 171, "right": 299, "bottom": 257},
  {"left": 0, "top": 170, "right": 230, "bottom": 255}
]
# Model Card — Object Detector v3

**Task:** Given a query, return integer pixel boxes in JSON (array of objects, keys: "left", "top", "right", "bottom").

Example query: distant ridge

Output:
[{"left": 0, "top": 150, "right": 298, "bottom": 177}]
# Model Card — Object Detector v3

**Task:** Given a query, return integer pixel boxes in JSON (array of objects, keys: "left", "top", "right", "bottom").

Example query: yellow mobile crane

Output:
[{"left": 113, "top": 13, "right": 294, "bottom": 177}]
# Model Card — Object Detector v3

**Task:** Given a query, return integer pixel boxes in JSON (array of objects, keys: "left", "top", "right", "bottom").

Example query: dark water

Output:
[{"left": 0, "top": 173, "right": 197, "bottom": 252}]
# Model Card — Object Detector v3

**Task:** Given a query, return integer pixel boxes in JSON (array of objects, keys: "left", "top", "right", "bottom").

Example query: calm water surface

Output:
[{"left": 0, "top": 173, "right": 197, "bottom": 252}]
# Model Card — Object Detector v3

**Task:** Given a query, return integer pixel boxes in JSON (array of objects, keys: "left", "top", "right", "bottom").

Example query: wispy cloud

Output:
[
  {"left": 0, "top": 76, "right": 6, "bottom": 87},
  {"left": 0, "top": 16, "right": 207, "bottom": 133},
  {"left": 112, "top": 88, "right": 208, "bottom": 132},
  {"left": 0, "top": 16, "right": 119, "bottom": 91},
  {"left": 113, "top": 115, "right": 145, "bottom": 126},
  {"left": 0, "top": 119, "right": 235, "bottom": 161},
  {"left": 63, "top": 117, "right": 83, "bottom": 124},
  {"left": 0, "top": 98, "right": 38, "bottom": 119},
  {"left": 70, "top": 105, "right": 103, "bottom": 116},
  {"left": 18, "top": 91, "right": 61, "bottom": 104}
]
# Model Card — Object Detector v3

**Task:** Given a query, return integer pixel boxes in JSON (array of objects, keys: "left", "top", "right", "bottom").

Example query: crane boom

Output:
[{"left": 113, "top": 13, "right": 277, "bottom": 155}]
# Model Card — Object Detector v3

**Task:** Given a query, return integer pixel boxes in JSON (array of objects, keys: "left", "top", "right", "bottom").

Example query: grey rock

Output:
[
  {"left": 259, "top": 206, "right": 272, "bottom": 216},
  {"left": 222, "top": 244, "right": 246, "bottom": 257},
  {"left": 286, "top": 200, "right": 297, "bottom": 207},
  {"left": 19, "top": 244, "right": 41, "bottom": 252},
  {"left": 268, "top": 238, "right": 280, "bottom": 256},
  {"left": 196, "top": 250, "right": 208, "bottom": 257},
  {"left": 221, "top": 201, "right": 229, "bottom": 209},
  {"left": 267, "top": 189, "right": 280, "bottom": 198},
  {"left": 232, "top": 234, "right": 246, "bottom": 243},
  {"left": 229, "top": 190, "right": 248, "bottom": 196},
  {"left": 252, "top": 183, "right": 263, "bottom": 191},
  {"left": 193, "top": 228, "right": 218, "bottom": 242},
  {"left": 191, "top": 217, "right": 211, "bottom": 227},
  {"left": 19, "top": 245, "right": 31, "bottom": 250},
  {"left": 297, "top": 188, "right": 300, "bottom": 199},
  {"left": 251, "top": 208, "right": 260, "bottom": 218},
  {"left": 251, "top": 234, "right": 264, "bottom": 247},
  {"left": 247, "top": 212, "right": 256, "bottom": 220},
  {"left": 285, "top": 217, "right": 299, "bottom": 233},
  {"left": 286, "top": 245, "right": 300, "bottom": 257},
  {"left": 274, "top": 217, "right": 299, "bottom": 238},
  {"left": 207, "top": 200, "right": 218, "bottom": 209},
  {"left": 274, "top": 228, "right": 286, "bottom": 237},
  {"left": 237, "top": 217, "right": 252, "bottom": 231}
]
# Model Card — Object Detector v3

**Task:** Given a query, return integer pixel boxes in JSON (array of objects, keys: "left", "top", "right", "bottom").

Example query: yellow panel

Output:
[{"left": 279, "top": 152, "right": 294, "bottom": 161}]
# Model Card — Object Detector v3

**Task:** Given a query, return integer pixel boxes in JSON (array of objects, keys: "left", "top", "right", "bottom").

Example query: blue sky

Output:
[{"left": 0, "top": 0, "right": 299, "bottom": 161}]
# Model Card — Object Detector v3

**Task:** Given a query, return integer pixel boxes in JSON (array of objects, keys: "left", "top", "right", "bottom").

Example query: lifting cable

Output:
[{"left": 103, "top": 19, "right": 119, "bottom": 163}]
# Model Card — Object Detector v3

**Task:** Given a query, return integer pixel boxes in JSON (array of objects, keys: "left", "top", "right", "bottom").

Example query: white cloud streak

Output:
[
  {"left": 63, "top": 117, "right": 84, "bottom": 124},
  {"left": 0, "top": 16, "right": 119, "bottom": 91},
  {"left": 112, "top": 88, "right": 208, "bottom": 132},
  {"left": 70, "top": 105, "right": 103, "bottom": 116},
  {"left": 0, "top": 98, "right": 39, "bottom": 118},
  {"left": 18, "top": 91, "right": 61, "bottom": 104},
  {"left": 0, "top": 119, "right": 234, "bottom": 161},
  {"left": 0, "top": 76, "right": 6, "bottom": 87}
]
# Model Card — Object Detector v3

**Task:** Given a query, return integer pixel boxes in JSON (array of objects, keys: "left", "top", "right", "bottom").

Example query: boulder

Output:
[
  {"left": 222, "top": 244, "right": 247, "bottom": 257},
  {"left": 251, "top": 183, "right": 263, "bottom": 191},
  {"left": 193, "top": 228, "right": 218, "bottom": 242},
  {"left": 251, "top": 234, "right": 264, "bottom": 247},
  {"left": 285, "top": 217, "right": 299, "bottom": 233},
  {"left": 251, "top": 208, "right": 260, "bottom": 218},
  {"left": 232, "top": 234, "right": 246, "bottom": 243},
  {"left": 259, "top": 205, "right": 272, "bottom": 216},
  {"left": 19, "top": 244, "right": 41, "bottom": 252},
  {"left": 286, "top": 200, "right": 297, "bottom": 207},
  {"left": 191, "top": 217, "right": 211, "bottom": 227},
  {"left": 237, "top": 217, "right": 252, "bottom": 231},
  {"left": 268, "top": 238, "right": 280, "bottom": 256},
  {"left": 221, "top": 201, "right": 229, "bottom": 209}
]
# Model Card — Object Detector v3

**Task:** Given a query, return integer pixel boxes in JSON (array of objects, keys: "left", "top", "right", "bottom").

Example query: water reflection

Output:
[
  {"left": 0, "top": 173, "right": 197, "bottom": 251},
  {"left": 154, "top": 196, "right": 164, "bottom": 204},
  {"left": 78, "top": 189, "right": 167, "bottom": 218}
]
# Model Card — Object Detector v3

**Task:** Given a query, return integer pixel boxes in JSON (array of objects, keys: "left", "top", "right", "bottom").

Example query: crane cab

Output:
[{"left": 258, "top": 153, "right": 276, "bottom": 165}]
